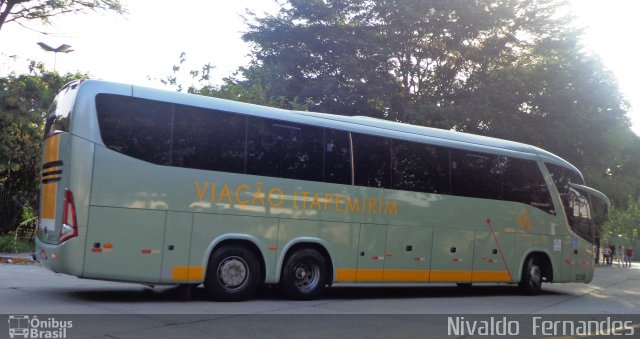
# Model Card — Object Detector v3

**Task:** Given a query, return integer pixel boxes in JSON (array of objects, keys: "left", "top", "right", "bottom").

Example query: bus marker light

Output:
[
  {"left": 141, "top": 249, "right": 159, "bottom": 254},
  {"left": 104, "top": 243, "right": 113, "bottom": 249}
]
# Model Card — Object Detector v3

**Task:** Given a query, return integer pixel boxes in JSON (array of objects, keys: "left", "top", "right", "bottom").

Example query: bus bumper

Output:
[{"left": 36, "top": 236, "right": 85, "bottom": 277}]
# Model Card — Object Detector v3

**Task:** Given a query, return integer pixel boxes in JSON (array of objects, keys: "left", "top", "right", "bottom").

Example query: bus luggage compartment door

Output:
[
  {"left": 84, "top": 206, "right": 166, "bottom": 283},
  {"left": 430, "top": 228, "right": 474, "bottom": 283}
]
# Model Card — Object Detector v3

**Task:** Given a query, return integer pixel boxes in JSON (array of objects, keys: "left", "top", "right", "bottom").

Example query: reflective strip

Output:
[
  {"left": 429, "top": 270, "right": 472, "bottom": 282},
  {"left": 356, "top": 269, "right": 383, "bottom": 282},
  {"left": 471, "top": 270, "right": 512, "bottom": 282},
  {"left": 44, "top": 134, "right": 60, "bottom": 163},
  {"left": 336, "top": 269, "right": 512, "bottom": 283},
  {"left": 172, "top": 266, "right": 205, "bottom": 281},
  {"left": 335, "top": 268, "right": 357, "bottom": 282},
  {"left": 41, "top": 135, "right": 60, "bottom": 220},
  {"left": 383, "top": 269, "right": 429, "bottom": 282}
]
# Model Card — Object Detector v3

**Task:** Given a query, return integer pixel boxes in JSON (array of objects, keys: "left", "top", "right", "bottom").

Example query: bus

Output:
[{"left": 36, "top": 79, "right": 610, "bottom": 301}]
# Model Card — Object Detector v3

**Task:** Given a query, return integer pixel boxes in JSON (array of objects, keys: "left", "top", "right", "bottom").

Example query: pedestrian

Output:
[
  {"left": 617, "top": 244, "right": 624, "bottom": 266},
  {"left": 624, "top": 244, "right": 634, "bottom": 268},
  {"left": 609, "top": 243, "right": 615, "bottom": 266},
  {"left": 595, "top": 238, "right": 601, "bottom": 265},
  {"left": 603, "top": 245, "right": 611, "bottom": 266}
]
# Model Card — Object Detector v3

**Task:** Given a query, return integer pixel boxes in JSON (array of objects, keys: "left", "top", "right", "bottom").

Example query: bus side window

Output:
[
  {"left": 352, "top": 133, "right": 391, "bottom": 189},
  {"left": 502, "top": 157, "right": 555, "bottom": 215},
  {"left": 172, "top": 105, "right": 246, "bottom": 173},
  {"left": 96, "top": 94, "right": 173, "bottom": 166},
  {"left": 323, "top": 129, "right": 351, "bottom": 185},
  {"left": 450, "top": 149, "right": 501, "bottom": 200},
  {"left": 246, "top": 117, "right": 324, "bottom": 181},
  {"left": 391, "top": 139, "right": 450, "bottom": 194}
]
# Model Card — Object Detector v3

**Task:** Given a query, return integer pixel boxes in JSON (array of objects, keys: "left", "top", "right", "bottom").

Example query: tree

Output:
[
  {"left": 0, "top": 0, "right": 125, "bottom": 32},
  {"left": 237, "top": 0, "right": 640, "bottom": 208},
  {"left": 602, "top": 196, "right": 640, "bottom": 243},
  {"left": 0, "top": 62, "right": 87, "bottom": 233}
]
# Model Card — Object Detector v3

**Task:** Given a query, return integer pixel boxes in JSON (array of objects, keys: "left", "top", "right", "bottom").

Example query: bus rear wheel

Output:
[
  {"left": 281, "top": 248, "right": 328, "bottom": 300},
  {"left": 519, "top": 256, "right": 543, "bottom": 295},
  {"left": 205, "top": 245, "right": 260, "bottom": 301}
]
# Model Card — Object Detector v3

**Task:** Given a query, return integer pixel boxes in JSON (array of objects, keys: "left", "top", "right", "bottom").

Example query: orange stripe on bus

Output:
[
  {"left": 41, "top": 183, "right": 57, "bottom": 219},
  {"left": 471, "top": 270, "right": 512, "bottom": 282},
  {"left": 41, "top": 135, "right": 60, "bottom": 220},
  {"left": 356, "top": 269, "right": 384, "bottom": 282},
  {"left": 429, "top": 270, "right": 472, "bottom": 282},
  {"left": 382, "top": 269, "right": 429, "bottom": 282},
  {"left": 44, "top": 134, "right": 60, "bottom": 163},
  {"left": 335, "top": 269, "right": 512, "bottom": 283},
  {"left": 172, "top": 266, "right": 205, "bottom": 281},
  {"left": 335, "top": 268, "right": 357, "bottom": 282}
]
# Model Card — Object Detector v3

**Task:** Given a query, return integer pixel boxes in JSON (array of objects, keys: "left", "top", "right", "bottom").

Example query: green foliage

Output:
[
  {"left": 0, "top": 62, "right": 88, "bottom": 233},
  {"left": 601, "top": 196, "right": 640, "bottom": 243},
  {"left": 232, "top": 0, "right": 640, "bottom": 209},
  {"left": 0, "top": 0, "right": 126, "bottom": 32},
  {"left": 0, "top": 234, "right": 33, "bottom": 253},
  {"left": 155, "top": 53, "right": 309, "bottom": 110}
]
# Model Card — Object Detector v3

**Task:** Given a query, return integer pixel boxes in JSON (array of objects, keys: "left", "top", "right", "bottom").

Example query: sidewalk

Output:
[{"left": 0, "top": 252, "right": 37, "bottom": 264}]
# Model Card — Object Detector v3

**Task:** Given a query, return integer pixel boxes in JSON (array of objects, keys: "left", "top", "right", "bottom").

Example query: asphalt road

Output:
[{"left": 1, "top": 263, "right": 639, "bottom": 338}]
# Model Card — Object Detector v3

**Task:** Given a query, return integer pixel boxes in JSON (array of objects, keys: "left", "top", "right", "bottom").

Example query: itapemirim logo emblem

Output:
[{"left": 7, "top": 315, "right": 72, "bottom": 338}]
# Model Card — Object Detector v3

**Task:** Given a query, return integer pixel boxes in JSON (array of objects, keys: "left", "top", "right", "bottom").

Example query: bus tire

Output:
[
  {"left": 281, "top": 248, "right": 328, "bottom": 300},
  {"left": 204, "top": 245, "right": 260, "bottom": 301},
  {"left": 519, "top": 256, "right": 543, "bottom": 295}
]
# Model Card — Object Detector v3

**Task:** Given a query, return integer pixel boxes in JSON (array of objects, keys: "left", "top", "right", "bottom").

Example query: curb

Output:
[{"left": 0, "top": 253, "right": 37, "bottom": 264}]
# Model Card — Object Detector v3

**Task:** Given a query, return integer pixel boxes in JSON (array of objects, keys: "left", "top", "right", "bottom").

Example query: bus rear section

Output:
[{"left": 36, "top": 81, "right": 89, "bottom": 277}]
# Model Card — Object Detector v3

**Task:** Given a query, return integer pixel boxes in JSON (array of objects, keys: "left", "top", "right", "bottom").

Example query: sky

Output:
[{"left": 1, "top": 0, "right": 639, "bottom": 135}]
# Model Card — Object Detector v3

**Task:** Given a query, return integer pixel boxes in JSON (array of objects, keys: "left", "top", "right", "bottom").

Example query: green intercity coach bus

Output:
[{"left": 36, "top": 79, "right": 610, "bottom": 301}]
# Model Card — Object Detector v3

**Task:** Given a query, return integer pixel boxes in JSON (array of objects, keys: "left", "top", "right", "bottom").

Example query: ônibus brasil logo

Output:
[{"left": 8, "top": 315, "right": 72, "bottom": 339}]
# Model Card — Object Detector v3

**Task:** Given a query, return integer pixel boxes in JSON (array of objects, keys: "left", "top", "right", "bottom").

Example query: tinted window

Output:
[
  {"left": 392, "top": 139, "right": 450, "bottom": 194},
  {"left": 172, "top": 105, "right": 246, "bottom": 173},
  {"left": 246, "top": 117, "right": 323, "bottom": 181},
  {"left": 352, "top": 134, "right": 391, "bottom": 188},
  {"left": 324, "top": 129, "right": 352, "bottom": 184},
  {"left": 546, "top": 163, "right": 594, "bottom": 241},
  {"left": 96, "top": 94, "right": 172, "bottom": 165},
  {"left": 45, "top": 82, "right": 79, "bottom": 138},
  {"left": 451, "top": 149, "right": 502, "bottom": 200},
  {"left": 502, "top": 157, "right": 554, "bottom": 214}
]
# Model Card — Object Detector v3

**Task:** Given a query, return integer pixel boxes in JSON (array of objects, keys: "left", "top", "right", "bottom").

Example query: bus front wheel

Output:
[
  {"left": 519, "top": 256, "right": 543, "bottom": 295},
  {"left": 205, "top": 245, "right": 260, "bottom": 301},
  {"left": 281, "top": 248, "right": 328, "bottom": 300}
]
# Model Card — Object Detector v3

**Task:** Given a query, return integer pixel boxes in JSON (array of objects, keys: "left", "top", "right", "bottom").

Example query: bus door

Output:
[
  {"left": 356, "top": 224, "right": 386, "bottom": 282},
  {"left": 382, "top": 225, "right": 432, "bottom": 282},
  {"left": 563, "top": 186, "right": 596, "bottom": 282},
  {"left": 84, "top": 207, "right": 166, "bottom": 282},
  {"left": 430, "top": 228, "right": 474, "bottom": 283}
]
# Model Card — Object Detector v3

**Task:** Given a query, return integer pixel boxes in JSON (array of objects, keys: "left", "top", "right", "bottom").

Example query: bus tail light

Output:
[{"left": 59, "top": 189, "right": 78, "bottom": 242}]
